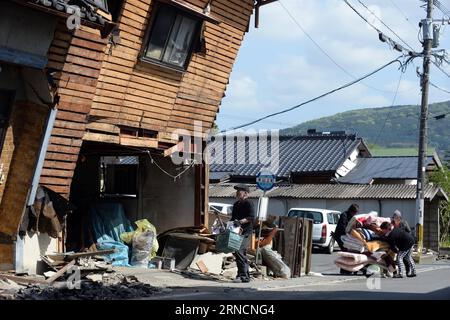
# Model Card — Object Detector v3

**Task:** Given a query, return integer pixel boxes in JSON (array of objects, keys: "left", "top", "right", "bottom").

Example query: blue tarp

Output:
[{"left": 88, "top": 202, "right": 135, "bottom": 266}]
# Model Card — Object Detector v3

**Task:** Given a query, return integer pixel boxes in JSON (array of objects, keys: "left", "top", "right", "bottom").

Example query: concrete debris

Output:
[
  {"left": 85, "top": 274, "right": 103, "bottom": 283},
  {"left": 190, "top": 252, "right": 228, "bottom": 275},
  {"left": 0, "top": 270, "right": 158, "bottom": 300},
  {"left": 43, "top": 271, "right": 56, "bottom": 278},
  {"left": 14, "top": 278, "right": 159, "bottom": 300},
  {"left": 221, "top": 267, "right": 238, "bottom": 278}
]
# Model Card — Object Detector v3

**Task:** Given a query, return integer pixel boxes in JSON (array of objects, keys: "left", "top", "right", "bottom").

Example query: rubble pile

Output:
[
  {"left": 1, "top": 272, "right": 159, "bottom": 300},
  {"left": 15, "top": 275, "right": 159, "bottom": 300},
  {"left": 0, "top": 248, "right": 160, "bottom": 300}
]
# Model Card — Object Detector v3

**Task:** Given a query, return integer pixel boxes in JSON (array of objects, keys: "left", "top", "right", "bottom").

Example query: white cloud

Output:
[
  {"left": 221, "top": 73, "right": 259, "bottom": 111},
  {"left": 218, "top": 0, "right": 445, "bottom": 131}
]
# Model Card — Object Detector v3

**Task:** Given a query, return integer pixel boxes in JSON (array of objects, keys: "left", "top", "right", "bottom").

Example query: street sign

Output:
[{"left": 256, "top": 171, "right": 276, "bottom": 191}]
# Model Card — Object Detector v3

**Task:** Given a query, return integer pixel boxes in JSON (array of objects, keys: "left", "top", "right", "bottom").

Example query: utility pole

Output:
[{"left": 416, "top": 0, "right": 434, "bottom": 259}]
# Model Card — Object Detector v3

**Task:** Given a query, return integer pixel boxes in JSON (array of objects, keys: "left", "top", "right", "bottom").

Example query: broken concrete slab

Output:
[
  {"left": 189, "top": 252, "right": 229, "bottom": 275},
  {"left": 86, "top": 274, "right": 103, "bottom": 282},
  {"left": 43, "top": 271, "right": 56, "bottom": 278},
  {"left": 222, "top": 267, "right": 238, "bottom": 279}
]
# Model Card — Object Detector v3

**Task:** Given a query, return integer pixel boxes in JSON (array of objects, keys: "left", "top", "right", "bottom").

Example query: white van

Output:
[{"left": 287, "top": 208, "right": 341, "bottom": 254}]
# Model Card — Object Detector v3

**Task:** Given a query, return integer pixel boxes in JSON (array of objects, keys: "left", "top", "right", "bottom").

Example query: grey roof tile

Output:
[
  {"left": 209, "top": 183, "right": 448, "bottom": 201},
  {"left": 338, "top": 156, "right": 435, "bottom": 184},
  {"left": 209, "top": 134, "right": 363, "bottom": 178}
]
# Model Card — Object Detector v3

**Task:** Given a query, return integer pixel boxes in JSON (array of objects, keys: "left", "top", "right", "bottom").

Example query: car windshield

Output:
[
  {"left": 211, "top": 205, "right": 223, "bottom": 212},
  {"left": 288, "top": 210, "right": 323, "bottom": 224}
]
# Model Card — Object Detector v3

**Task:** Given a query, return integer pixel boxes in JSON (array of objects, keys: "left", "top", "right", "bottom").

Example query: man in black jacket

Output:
[
  {"left": 231, "top": 184, "right": 255, "bottom": 283},
  {"left": 333, "top": 204, "right": 360, "bottom": 251},
  {"left": 331, "top": 204, "right": 359, "bottom": 275},
  {"left": 380, "top": 221, "right": 416, "bottom": 278}
]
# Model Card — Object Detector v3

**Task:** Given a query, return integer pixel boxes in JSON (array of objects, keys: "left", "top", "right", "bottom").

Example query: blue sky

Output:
[{"left": 216, "top": 0, "right": 450, "bottom": 132}]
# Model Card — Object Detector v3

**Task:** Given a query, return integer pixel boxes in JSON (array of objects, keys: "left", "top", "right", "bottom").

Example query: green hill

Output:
[{"left": 281, "top": 101, "right": 450, "bottom": 156}]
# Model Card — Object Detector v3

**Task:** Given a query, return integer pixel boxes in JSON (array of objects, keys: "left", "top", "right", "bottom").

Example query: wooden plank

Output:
[
  {"left": 86, "top": 122, "right": 120, "bottom": 134},
  {"left": 68, "top": 46, "right": 104, "bottom": 61},
  {"left": 55, "top": 110, "right": 87, "bottom": 123},
  {"left": 0, "top": 274, "right": 48, "bottom": 285},
  {"left": 57, "top": 101, "right": 91, "bottom": 114},
  {"left": 62, "top": 64, "right": 100, "bottom": 79},
  {"left": 41, "top": 168, "right": 75, "bottom": 178},
  {"left": 39, "top": 176, "right": 73, "bottom": 186},
  {"left": 44, "top": 152, "right": 79, "bottom": 162},
  {"left": 54, "top": 119, "right": 86, "bottom": 131},
  {"left": 49, "top": 136, "right": 83, "bottom": 147},
  {"left": 66, "top": 55, "right": 103, "bottom": 70},
  {"left": 70, "top": 38, "right": 106, "bottom": 52},
  {"left": 120, "top": 136, "right": 158, "bottom": 148},
  {"left": 46, "top": 260, "right": 76, "bottom": 284},
  {"left": 83, "top": 132, "right": 120, "bottom": 144},
  {"left": 43, "top": 160, "right": 77, "bottom": 171},
  {"left": 58, "top": 88, "right": 96, "bottom": 100},
  {"left": 46, "top": 145, "right": 81, "bottom": 155},
  {"left": 41, "top": 185, "right": 70, "bottom": 195},
  {"left": 51, "top": 127, "right": 85, "bottom": 139}
]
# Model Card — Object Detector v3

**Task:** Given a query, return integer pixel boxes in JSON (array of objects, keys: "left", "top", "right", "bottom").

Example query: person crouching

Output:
[{"left": 380, "top": 221, "right": 417, "bottom": 279}]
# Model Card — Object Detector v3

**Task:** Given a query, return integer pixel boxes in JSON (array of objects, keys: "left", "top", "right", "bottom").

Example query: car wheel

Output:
[{"left": 326, "top": 239, "right": 335, "bottom": 254}]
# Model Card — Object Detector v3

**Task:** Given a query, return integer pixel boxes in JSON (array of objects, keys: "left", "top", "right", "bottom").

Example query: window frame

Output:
[
  {"left": 0, "top": 90, "right": 14, "bottom": 155},
  {"left": 140, "top": 2, "right": 203, "bottom": 72},
  {"left": 99, "top": 156, "right": 139, "bottom": 198}
]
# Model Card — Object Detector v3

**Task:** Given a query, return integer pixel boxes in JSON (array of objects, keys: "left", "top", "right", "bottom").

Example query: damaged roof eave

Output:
[{"left": 12, "top": 0, "right": 116, "bottom": 38}]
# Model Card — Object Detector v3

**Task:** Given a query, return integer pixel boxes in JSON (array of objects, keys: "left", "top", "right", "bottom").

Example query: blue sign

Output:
[{"left": 256, "top": 171, "right": 276, "bottom": 191}]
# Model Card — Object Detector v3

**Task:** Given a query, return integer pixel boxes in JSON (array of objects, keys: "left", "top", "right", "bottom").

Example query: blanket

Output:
[
  {"left": 336, "top": 252, "right": 368, "bottom": 265},
  {"left": 365, "top": 240, "right": 390, "bottom": 253}
]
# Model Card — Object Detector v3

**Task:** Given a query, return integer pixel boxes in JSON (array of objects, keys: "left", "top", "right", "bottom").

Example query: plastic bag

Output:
[
  {"left": 97, "top": 239, "right": 130, "bottom": 267},
  {"left": 130, "top": 230, "right": 154, "bottom": 267},
  {"left": 120, "top": 219, "right": 159, "bottom": 259},
  {"left": 261, "top": 245, "right": 291, "bottom": 278},
  {"left": 226, "top": 221, "right": 241, "bottom": 234}
]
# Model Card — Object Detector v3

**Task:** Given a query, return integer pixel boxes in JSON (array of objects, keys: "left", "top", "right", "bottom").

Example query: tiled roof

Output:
[
  {"left": 209, "top": 183, "right": 448, "bottom": 201},
  {"left": 338, "top": 156, "right": 436, "bottom": 184},
  {"left": 209, "top": 134, "right": 367, "bottom": 178}
]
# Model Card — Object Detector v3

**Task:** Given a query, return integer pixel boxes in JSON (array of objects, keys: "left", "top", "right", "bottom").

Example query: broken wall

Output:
[
  {"left": 0, "top": 101, "right": 49, "bottom": 270},
  {"left": 138, "top": 155, "right": 195, "bottom": 233},
  {"left": 20, "top": 232, "right": 58, "bottom": 275}
]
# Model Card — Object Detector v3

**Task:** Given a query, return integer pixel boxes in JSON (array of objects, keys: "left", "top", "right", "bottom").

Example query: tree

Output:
[{"left": 429, "top": 166, "right": 450, "bottom": 244}]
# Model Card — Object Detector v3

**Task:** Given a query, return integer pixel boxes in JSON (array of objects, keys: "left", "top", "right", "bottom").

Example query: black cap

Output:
[{"left": 234, "top": 184, "right": 250, "bottom": 192}]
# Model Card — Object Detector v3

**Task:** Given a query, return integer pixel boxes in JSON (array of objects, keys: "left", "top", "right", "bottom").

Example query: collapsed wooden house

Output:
[{"left": 0, "top": 0, "right": 267, "bottom": 273}]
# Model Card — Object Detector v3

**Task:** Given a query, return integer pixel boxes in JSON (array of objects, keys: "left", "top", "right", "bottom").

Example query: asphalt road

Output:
[
  {"left": 310, "top": 249, "right": 341, "bottom": 275},
  {"left": 147, "top": 252, "right": 450, "bottom": 300}
]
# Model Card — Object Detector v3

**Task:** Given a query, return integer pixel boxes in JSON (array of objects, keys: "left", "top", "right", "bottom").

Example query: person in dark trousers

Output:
[
  {"left": 332, "top": 204, "right": 359, "bottom": 275},
  {"left": 391, "top": 210, "right": 412, "bottom": 274},
  {"left": 231, "top": 184, "right": 255, "bottom": 283},
  {"left": 380, "top": 221, "right": 417, "bottom": 278},
  {"left": 333, "top": 204, "right": 360, "bottom": 251}
]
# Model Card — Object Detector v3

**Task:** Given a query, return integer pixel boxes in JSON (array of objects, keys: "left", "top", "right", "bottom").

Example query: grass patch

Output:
[{"left": 370, "top": 147, "right": 435, "bottom": 157}]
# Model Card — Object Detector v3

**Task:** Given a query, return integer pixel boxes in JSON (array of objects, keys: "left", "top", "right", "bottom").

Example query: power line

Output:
[
  {"left": 278, "top": 0, "right": 404, "bottom": 94},
  {"left": 433, "top": 60, "right": 450, "bottom": 78},
  {"left": 357, "top": 0, "right": 415, "bottom": 51},
  {"left": 222, "top": 56, "right": 405, "bottom": 132},
  {"left": 389, "top": 0, "right": 419, "bottom": 31},
  {"left": 219, "top": 113, "right": 298, "bottom": 127},
  {"left": 430, "top": 81, "right": 450, "bottom": 94},
  {"left": 343, "top": 0, "right": 417, "bottom": 57},
  {"left": 373, "top": 70, "right": 404, "bottom": 145}
]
